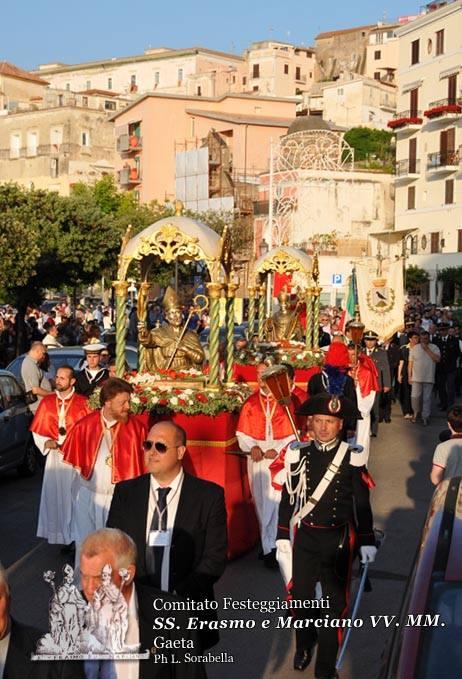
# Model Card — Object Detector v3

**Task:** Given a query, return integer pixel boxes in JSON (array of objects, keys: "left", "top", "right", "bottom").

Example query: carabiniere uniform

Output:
[{"left": 277, "top": 393, "right": 375, "bottom": 678}]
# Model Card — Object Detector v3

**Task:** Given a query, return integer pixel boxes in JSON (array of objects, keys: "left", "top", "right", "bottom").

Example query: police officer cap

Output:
[
  {"left": 363, "top": 330, "right": 379, "bottom": 340},
  {"left": 438, "top": 322, "right": 450, "bottom": 329},
  {"left": 296, "top": 393, "right": 362, "bottom": 420}
]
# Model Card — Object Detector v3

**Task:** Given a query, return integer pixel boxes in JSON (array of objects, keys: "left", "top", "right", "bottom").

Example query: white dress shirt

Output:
[
  {"left": 80, "top": 416, "right": 115, "bottom": 494},
  {"left": 0, "top": 626, "right": 11, "bottom": 679},
  {"left": 114, "top": 587, "right": 139, "bottom": 679},
  {"left": 145, "top": 470, "right": 184, "bottom": 592}
]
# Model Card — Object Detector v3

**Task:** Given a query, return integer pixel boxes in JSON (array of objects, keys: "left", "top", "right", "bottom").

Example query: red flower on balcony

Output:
[
  {"left": 424, "top": 104, "right": 462, "bottom": 119},
  {"left": 388, "top": 116, "right": 423, "bottom": 129}
]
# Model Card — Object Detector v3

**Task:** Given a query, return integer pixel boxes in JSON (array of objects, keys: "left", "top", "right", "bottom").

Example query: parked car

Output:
[
  {"left": 7, "top": 345, "right": 138, "bottom": 384},
  {"left": 379, "top": 476, "right": 462, "bottom": 678},
  {"left": 7, "top": 347, "right": 85, "bottom": 384},
  {"left": 0, "top": 370, "right": 37, "bottom": 476}
]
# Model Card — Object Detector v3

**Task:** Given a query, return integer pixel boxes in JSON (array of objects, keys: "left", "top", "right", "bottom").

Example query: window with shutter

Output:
[
  {"left": 411, "top": 39, "right": 420, "bottom": 65},
  {"left": 445, "top": 179, "right": 454, "bottom": 204},
  {"left": 409, "top": 138, "right": 417, "bottom": 173},
  {"left": 458, "top": 230, "right": 462, "bottom": 252},
  {"left": 448, "top": 74, "right": 457, "bottom": 104},
  {"left": 431, "top": 232, "right": 439, "bottom": 253},
  {"left": 436, "top": 29, "right": 444, "bottom": 56},
  {"left": 408, "top": 186, "right": 416, "bottom": 210},
  {"left": 410, "top": 88, "right": 419, "bottom": 117}
]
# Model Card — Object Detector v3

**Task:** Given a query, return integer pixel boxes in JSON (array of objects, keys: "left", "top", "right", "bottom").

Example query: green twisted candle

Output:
[
  {"left": 247, "top": 286, "right": 256, "bottom": 341},
  {"left": 258, "top": 284, "right": 266, "bottom": 341},
  {"left": 225, "top": 293, "right": 236, "bottom": 383},
  {"left": 137, "top": 282, "right": 150, "bottom": 372},
  {"left": 305, "top": 289, "right": 313, "bottom": 350},
  {"left": 113, "top": 281, "right": 128, "bottom": 377},
  {"left": 313, "top": 287, "right": 321, "bottom": 350},
  {"left": 207, "top": 282, "right": 222, "bottom": 387}
]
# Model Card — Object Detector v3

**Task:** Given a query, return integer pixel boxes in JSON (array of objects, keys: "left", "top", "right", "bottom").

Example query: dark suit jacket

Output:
[
  {"left": 435, "top": 336, "right": 460, "bottom": 373},
  {"left": 4, "top": 619, "right": 84, "bottom": 679},
  {"left": 367, "top": 347, "right": 391, "bottom": 390},
  {"left": 107, "top": 472, "right": 227, "bottom": 649}
]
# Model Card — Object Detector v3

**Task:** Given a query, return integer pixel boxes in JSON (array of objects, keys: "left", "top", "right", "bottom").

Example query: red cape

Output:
[
  {"left": 357, "top": 353, "right": 379, "bottom": 397},
  {"left": 30, "top": 392, "right": 90, "bottom": 440},
  {"left": 236, "top": 391, "right": 301, "bottom": 440},
  {"left": 62, "top": 410, "right": 148, "bottom": 483}
]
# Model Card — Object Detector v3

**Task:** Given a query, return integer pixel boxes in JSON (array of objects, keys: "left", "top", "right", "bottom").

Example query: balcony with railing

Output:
[
  {"left": 118, "top": 166, "right": 142, "bottom": 185},
  {"left": 396, "top": 158, "right": 421, "bottom": 179},
  {"left": 426, "top": 149, "right": 460, "bottom": 172},
  {"left": 424, "top": 97, "right": 462, "bottom": 120},
  {"left": 388, "top": 110, "right": 423, "bottom": 130},
  {"left": 117, "top": 133, "right": 142, "bottom": 154}
]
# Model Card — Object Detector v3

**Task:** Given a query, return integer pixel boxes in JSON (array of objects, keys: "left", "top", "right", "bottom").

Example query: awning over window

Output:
[
  {"left": 402, "top": 80, "right": 423, "bottom": 93},
  {"left": 439, "top": 66, "right": 461, "bottom": 80}
]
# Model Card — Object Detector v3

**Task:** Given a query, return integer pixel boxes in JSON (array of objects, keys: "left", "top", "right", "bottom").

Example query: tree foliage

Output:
[
  {"left": 405, "top": 265, "right": 429, "bottom": 292},
  {"left": 0, "top": 176, "right": 252, "bottom": 306},
  {"left": 344, "top": 127, "right": 394, "bottom": 164},
  {"left": 437, "top": 266, "right": 462, "bottom": 284}
]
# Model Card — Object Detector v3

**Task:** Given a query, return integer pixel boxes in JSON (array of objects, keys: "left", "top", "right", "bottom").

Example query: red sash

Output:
[
  {"left": 30, "top": 392, "right": 90, "bottom": 440},
  {"left": 62, "top": 410, "right": 148, "bottom": 483},
  {"left": 236, "top": 391, "right": 299, "bottom": 440}
]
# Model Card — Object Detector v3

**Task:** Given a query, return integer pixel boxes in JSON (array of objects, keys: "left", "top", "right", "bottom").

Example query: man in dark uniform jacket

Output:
[
  {"left": 74, "top": 343, "right": 109, "bottom": 397},
  {"left": 308, "top": 342, "right": 358, "bottom": 439},
  {"left": 107, "top": 420, "right": 227, "bottom": 652},
  {"left": 363, "top": 330, "right": 391, "bottom": 436},
  {"left": 276, "top": 394, "right": 376, "bottom": 678},
  {"left": 434, "top": 322, "right": 460, "bottom": 410}
]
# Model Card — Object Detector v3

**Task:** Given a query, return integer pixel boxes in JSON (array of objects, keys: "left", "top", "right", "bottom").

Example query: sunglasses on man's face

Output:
[{"left": 142, "top": 440, "right": 177, "bottom": 454}]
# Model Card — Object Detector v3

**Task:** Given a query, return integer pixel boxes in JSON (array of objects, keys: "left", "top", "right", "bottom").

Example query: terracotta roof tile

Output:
[{"left": 0, "top": 61, "right": 49, "bottom": 85}]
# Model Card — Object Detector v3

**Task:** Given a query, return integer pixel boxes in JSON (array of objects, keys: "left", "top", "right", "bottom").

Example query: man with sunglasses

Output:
[{"left": 107, "top": 420, "right": 227, "bottom": 652}]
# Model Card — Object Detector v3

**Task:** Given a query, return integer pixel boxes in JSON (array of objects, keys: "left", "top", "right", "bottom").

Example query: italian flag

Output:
[{"left": 339, "top": 275, "right": 356, "bottom": 331}]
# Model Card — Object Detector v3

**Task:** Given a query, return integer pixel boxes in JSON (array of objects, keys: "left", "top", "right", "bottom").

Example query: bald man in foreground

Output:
[{"left": 107, "top": 420, "right": 228, "bottom": 651}]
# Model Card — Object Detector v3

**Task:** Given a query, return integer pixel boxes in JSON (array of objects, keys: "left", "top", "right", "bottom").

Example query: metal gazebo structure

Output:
[
  {"left": 113, "top": 205, "right": 236, "bottom": 386},
  {"left": 247, "top": 245, "right": 322, "bottom": 350}
]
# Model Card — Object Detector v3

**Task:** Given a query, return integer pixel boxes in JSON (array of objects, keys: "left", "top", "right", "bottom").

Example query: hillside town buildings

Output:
[
  {"left": 392, "top": 0, "right": 462, "bottom": 300},
  {"left": 110, "top": 92, "right": 296, "bottom": 205}
]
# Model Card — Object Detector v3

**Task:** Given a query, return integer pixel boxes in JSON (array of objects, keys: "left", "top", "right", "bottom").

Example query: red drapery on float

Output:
[{"left": 150, "top": 411, "right": 258, "bottom": 559}]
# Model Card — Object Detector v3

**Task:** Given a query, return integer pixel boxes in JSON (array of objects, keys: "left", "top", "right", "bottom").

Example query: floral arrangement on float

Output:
[
  {"left": 89, "top": 368, "right": 251, "bottom": 416},
  {"left": 234, "top": 340, "right": 324, "bottom": 370},
  {"left": 275, "top": 341, "right": 325, "bottom": 370}
]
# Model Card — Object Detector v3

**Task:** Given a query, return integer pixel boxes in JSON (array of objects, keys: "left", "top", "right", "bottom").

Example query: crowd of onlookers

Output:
[{"left": 0, "top": 301, "right": 113, "bottom": 368}]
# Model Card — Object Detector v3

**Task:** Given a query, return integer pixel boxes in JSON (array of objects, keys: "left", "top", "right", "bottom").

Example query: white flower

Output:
[
  {"left": 151, "top": 396, "right": 159, "bottom": 404},
  {"left": 296, "top": 353, "right": 304, "bottom": 360},
  {"left": 183, "top": 388, "right": 194, "bottom": 395},
  {"left": 170, "top": 396, "right": 179, "bottom": 406}
]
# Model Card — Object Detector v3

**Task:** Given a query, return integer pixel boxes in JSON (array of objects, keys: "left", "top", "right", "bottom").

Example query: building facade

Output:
[
  {"left": 253, "top": 116, "right": 395, "bottom": 303},
  {"left": 34, "top": 47, "right": 245, "bottom": 99},
  {"left": 111, "top": 92, "right": 296, "bottom": 204},
  {"left": 0, "top": 61, "right": 49, "bottom": 113},
  {"left": 0, "top": 97, "right": 118, "bottom": 194},
  {"left": 243, "top": 41, "right": 315, "bottom": 97},
  {"left": 301, "top": 75, "right": 396, "bottom": 129},
  {"left": 393, "top": 0, "right": 462, "bottom": 295}
]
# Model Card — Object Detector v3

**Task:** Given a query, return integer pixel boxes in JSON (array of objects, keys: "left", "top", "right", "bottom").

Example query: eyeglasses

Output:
[{"left": 142, "top": 440, "right": 178, "bottom": 454}]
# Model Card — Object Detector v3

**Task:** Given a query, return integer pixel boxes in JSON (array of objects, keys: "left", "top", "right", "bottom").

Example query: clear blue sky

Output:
[{"left": 5, "top": 0, "right": 420, "bottom": 70}]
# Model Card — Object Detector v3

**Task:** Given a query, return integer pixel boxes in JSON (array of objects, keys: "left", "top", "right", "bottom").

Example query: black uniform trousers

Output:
[
  {"left": 292, "top": 524, "right": 352, "bottom": 677},
  {"left": 436, "top": 369, "right": 456, "bottom": 410}
]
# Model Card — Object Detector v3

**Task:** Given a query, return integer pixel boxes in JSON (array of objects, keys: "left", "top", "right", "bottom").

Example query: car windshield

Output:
[{"left": 416, "top": 581, "right": 462, "bottom": 677}]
